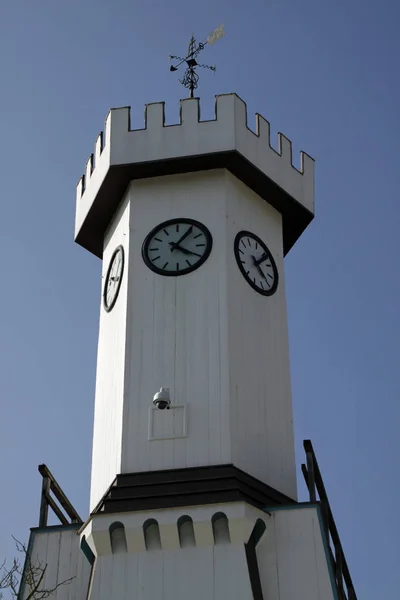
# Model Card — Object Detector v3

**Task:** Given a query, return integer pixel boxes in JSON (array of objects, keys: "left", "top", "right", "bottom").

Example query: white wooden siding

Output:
[
  {"left": 90, "top": 168, "right": 297, "bottom": 508},
  {"left": 88, "top": 544, "right": 253, "bottom": 600},
  {"left": 225, "top": 172, "right": 297, "bottom": 499},
  {"left": 21, "top": 528, "right": 91, "bottom": 600},
  {"left": 256, "top": 507, "right": 336, "bottom": 600},
  {"left": 122, "top": 170, "right": 231, "bottom": 477},
  {"left": 90, "top": 195, "right": 130, "bottom": 509}
]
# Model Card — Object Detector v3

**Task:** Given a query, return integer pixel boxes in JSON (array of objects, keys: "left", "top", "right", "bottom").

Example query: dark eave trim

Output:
[
  {"left": 75, "top": 150, "right": 313, "bottom": 259},
  {"left": 92, "top": 464, "right": 296, "bottom": 515}
]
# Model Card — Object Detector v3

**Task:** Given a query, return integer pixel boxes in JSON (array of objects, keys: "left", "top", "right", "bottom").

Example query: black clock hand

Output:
[
  {"left": 172, "top": 225, "right": 193, "bottom": 250},
  {"left": 169, "top": 242, "right": 201, "bottom": 257},
  {"left": 251, "top": 255, "right": 266, "bottom": 279},
  {"left": 255, "top": 252, "right": 268, "bottom": 266}
]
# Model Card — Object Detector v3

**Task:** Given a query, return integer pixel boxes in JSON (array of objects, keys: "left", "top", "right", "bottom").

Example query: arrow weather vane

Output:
[{"left": 169, "top": 24, "right": 225, "bottom": 97}]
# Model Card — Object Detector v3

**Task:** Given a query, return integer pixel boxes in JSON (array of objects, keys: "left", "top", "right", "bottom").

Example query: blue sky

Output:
[{"left": 0, "top": 0, "right": 399, "bottom": 597}]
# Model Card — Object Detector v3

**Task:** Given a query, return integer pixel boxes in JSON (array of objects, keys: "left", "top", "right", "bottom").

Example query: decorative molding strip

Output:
[{"left": 148, "top": 404, "right": 187, "bottom": 441}]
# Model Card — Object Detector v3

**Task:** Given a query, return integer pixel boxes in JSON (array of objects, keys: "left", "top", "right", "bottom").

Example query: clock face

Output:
[
  {"left": 142, "top": 218, "right": 212, "bottom": 276},
  {"left": 103, "top": 245, "right": 124, "bottom": 312},
  {"left": 234, "top": 231, "right": 278, "bottom": 296}
]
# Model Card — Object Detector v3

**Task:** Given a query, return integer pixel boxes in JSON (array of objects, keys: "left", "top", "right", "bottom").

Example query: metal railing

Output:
[
  {"left": 301, "top": 440, "right": 357, "bottom": 600},
  {"left": 38, "top": 464, "right": 83, "bottom": 528}
]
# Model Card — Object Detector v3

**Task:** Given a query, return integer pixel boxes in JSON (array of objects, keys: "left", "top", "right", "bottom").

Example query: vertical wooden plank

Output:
[
  {"left": 124, "top": 554, "right": 138, "bottom": 600},
  {"left": 176, "top": 547, "right": 214, "bottom": 600},
  {"left": 43, "top": 530, "right": 60, "bottom": 595},
  {"left": 214, "top": 543, "right": 254, "bottom": 600},
  {"left": 76, "top": 551, "right": 92, "bottom": 600},
  {"left": 88, "top": 560, "right": 101, "bottom": 600},
  {"left": 97, "top": 556, "right": 113, "bottom": 600},
  {"left": 273, "top": 508, "right": 336, "bottom": 600},
  {"left": 109, "top": 553, "right": 127, "bottom": 600},
  {"left": 160, "top": 549, "right": 178, "bottom": 600},
  {"left": 21, "top": 532, "right": 49, "bottom": 600},
  {"left": 39, "top": 477, "right": 50, "bottom": 527},
  {"left": 55, "top": 530, "right": 75, "bottom": 600},
  {"left": 256, "top": 516, "right": 280, "bottom": 600},
  {"left": 90, "top": 194, "right": 130, "bottom": 510}
]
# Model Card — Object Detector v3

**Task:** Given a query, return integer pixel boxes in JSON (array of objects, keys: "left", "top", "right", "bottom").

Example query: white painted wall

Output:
[
  {"left": 225, "top": 174, "right": 296, "bottom": 499},
  {"left": 82, "top": 501, "right": 261, "bottom": 600},
  {"left": 257, "top": 507, "right": 336, "bottom": 600},
  {"left": 89, "top": 168, "right": 297, "bottom": 508},
  {"left": 88, "top": 544, "right": 253, "bottom": 600},
  {"left": 122, "top": 170, "right": 231, "bottom": 479},
  {"left": 21, "top": 528, "right": 91, "bottom": 600},
  {"left": 90, "top": 196, "right": 130, "bottom": 509}
]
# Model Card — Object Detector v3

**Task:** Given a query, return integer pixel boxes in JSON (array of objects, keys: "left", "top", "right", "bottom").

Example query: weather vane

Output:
[{"left": 169, "top": 24, "right": 225, "bottom": 98}]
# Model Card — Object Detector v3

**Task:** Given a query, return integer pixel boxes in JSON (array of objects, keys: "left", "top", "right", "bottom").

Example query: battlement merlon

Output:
[{"left": 75, "top": 93, "right": 315, "bottom": 258}]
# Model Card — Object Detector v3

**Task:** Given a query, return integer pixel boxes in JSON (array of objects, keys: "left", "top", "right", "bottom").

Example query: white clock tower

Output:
[{"left": 18, "top": 92, "right": 358, "bottom": 600}]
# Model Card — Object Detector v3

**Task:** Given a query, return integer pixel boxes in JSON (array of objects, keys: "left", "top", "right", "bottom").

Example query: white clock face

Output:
[
  {"left": 142, "top": 218, "right": 212, "bottom": 276},
  {"left": 103, "top": 246, "right": 124, "bottom": 312},
  {"left": 234, "top": 231, "right": 278, "bottom": 296}
]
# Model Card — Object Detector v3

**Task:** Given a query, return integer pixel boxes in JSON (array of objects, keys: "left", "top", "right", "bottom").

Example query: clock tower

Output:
[
  {"left": 74, "top": 93, "right": 314, "bottom": 514},
  {"left": 18, "top": 92, "right": 358, "bottom": 600}
]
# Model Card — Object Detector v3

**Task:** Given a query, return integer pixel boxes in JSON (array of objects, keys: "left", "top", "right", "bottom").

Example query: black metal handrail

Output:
[
  {"left": 301, "top": 440, "right": 357, "bottom": 600},
  {"left": 38, "top": 464, "right": 83, "bottom": 528}
]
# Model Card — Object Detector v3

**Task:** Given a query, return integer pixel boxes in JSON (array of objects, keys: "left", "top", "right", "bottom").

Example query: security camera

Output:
[{"left": 153, "top": 387, "right": 171, "bottom": 410}]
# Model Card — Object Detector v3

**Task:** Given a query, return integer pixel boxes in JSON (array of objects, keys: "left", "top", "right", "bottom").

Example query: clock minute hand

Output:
[
  {"left": 173, "top": 225, "right": 193, "bottom": 249},
  {"left": 251, "top": 255, "right": 265, "bottom": 279}
]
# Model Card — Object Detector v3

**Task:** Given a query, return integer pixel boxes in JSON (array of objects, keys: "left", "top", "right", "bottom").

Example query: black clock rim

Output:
[
  {"left": 103, "top": 245, "right": 125, "bottom": 312},
  {"left": 142, "top": 218, "right": 213, "bottom": 277},
  {"left": 234, "top": 230, "right": 279, "bottom": 296}
]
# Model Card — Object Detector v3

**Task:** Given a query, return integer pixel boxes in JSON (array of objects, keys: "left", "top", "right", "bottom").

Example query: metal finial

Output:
[{"left": 169, "top": 25, "right": 225, "bottom": 98}]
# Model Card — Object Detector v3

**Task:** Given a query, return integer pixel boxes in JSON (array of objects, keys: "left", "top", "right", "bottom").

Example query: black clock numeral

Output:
[
  {"left": 154, "top": 237, "right": 162, "bottom": 242},
  {"left": 162, "top": 261, "right": 169, "bottom": 269},
  {"left": 260, "top": 281, "right": 264, "bottom": 290},
  {"left": 193, "top": 233, "right": 202, "bottom": 239},
  {"left": 196, "top": 243, "right": 205, "bottom": 247},
  {"left": 163, "top": 229, "right": 169, "bottom": 236},
  {"left": 186, "top": 259, "right": 192, "bottom": 267},
  {"left": 176, "top": 224, "right": 180, "bottom": 232},
  {"left": 241, "top": 239, "right": 246, "bottom": 248},
  {"left": 152, "top": 256, "right": 160, "bottom": 262},
  {"left": 267, "top": 273, "right": 273, "bottom": 280},
  {"left": 238, "top": 249, "right": 244, "bottom": 255},
  {"left": 149, "top": 248, "right": 159, "bottom": 252}
]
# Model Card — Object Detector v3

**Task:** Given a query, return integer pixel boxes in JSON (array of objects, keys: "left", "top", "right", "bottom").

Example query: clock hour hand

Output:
[
  {"left": 169, "top": 242, "right": 201, "bottom": 257},
  {"left": 251, "top": 255, "right": 265, "bottom": 279},
  {"left": 255, "top": 252, "right": 268, "bottom": 266}
]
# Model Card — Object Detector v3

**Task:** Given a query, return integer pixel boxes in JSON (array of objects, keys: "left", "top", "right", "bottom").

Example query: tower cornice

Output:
[{"left": 75, "top": 93, "right": 314, "bottom": 258}]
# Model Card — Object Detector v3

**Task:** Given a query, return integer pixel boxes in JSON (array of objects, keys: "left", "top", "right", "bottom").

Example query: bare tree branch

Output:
[{"left": 0, "top": 538, "right": 74, "bottom": 599}]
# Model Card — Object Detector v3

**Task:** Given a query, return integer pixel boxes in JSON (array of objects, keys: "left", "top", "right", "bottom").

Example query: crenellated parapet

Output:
[{"left": 75, "top": 94, "right": 315, "bottom": 257}]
